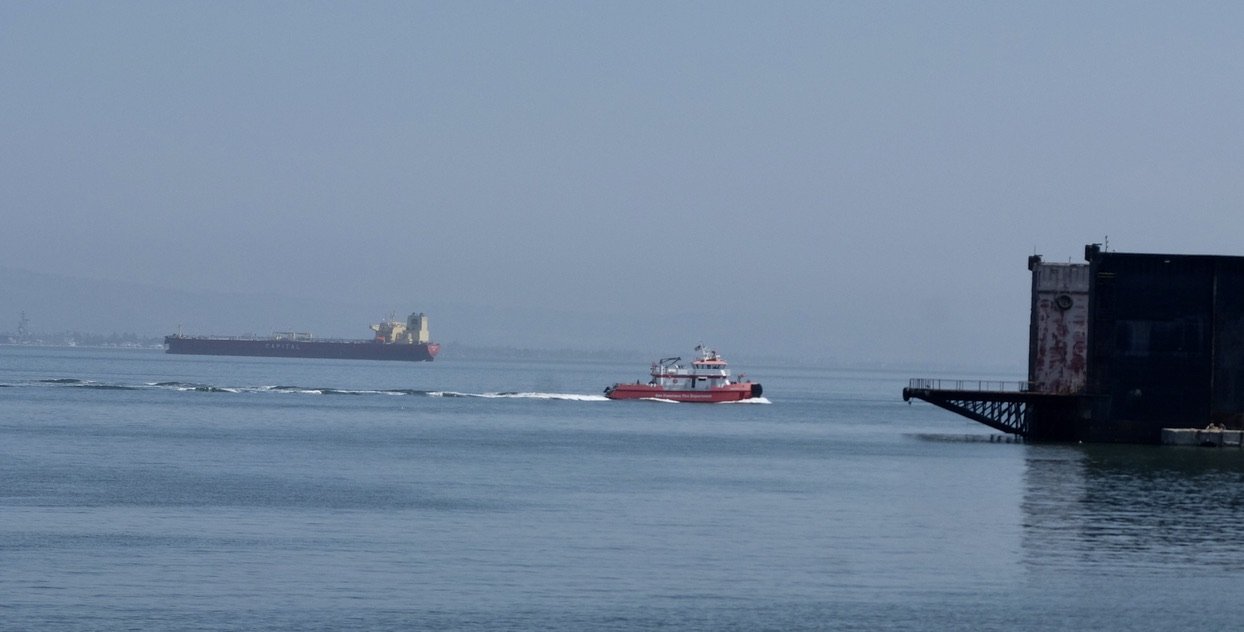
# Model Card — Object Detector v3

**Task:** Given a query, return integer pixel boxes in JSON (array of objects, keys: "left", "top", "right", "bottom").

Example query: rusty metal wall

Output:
[{"left": 1028, "top": 260, "right": 1090, "bottom": 394}]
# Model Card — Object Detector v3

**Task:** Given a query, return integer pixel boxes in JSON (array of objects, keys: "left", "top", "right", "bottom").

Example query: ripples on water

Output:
[
  {"left": 3, "top": 348, "right": 1244, "bottom": 630},
  {"left": 1024, "top": 445, "right": 1244, "bottom": 574}
]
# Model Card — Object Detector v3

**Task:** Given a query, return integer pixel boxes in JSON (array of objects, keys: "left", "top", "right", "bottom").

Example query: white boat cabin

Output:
[{"left": 648, "top": 346, "right": 733, "bottom": 389}]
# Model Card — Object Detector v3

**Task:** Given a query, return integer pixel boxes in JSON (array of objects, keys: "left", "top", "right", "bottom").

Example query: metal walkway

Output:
[{"left": 902, "top": 379, "right": 1079, "bottom": 439}]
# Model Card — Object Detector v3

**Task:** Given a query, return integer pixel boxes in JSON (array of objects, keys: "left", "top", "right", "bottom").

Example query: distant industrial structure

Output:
[
  {"left": 16, "top": 311, "right": 30, "bottom": 340},
  {"left": 905, "top": 244, "right": 1244, "bottom": 444}
]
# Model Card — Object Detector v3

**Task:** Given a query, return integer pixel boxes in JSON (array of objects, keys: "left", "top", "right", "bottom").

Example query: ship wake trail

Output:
[
  {"left": 639, "top": 396, "right": 772, "bottom": 404},
  {"left": 428, "top": 391, "right": 608, "bottom": 401},
  {"left": 30, "top": 378, "right": 141, "bottom": 391},
  {"left": 16, "top": 378, "right": 610, "bottom": 402},
  {"left": 481, "top": 392, "right": 609, "bottom": 401}
]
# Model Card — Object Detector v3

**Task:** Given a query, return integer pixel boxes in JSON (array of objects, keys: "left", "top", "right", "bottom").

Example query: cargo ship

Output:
[{"left": 164, "top": 312, "right": 439, "bottom": 362}]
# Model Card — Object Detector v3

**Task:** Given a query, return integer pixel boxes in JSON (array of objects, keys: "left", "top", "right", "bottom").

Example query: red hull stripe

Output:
[{"left": 605, "top": 385, "right": 754, "bottom": 402}]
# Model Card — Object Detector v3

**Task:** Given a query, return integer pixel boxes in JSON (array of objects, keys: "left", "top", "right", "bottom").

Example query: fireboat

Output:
[{"left": 604, "top": 345, "right": 763, "bottom": 403}]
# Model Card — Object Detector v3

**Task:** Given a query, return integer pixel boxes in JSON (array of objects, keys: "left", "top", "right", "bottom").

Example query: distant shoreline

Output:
[{"left": 0, "top": 340, "right": 1022, "bottom": 376}]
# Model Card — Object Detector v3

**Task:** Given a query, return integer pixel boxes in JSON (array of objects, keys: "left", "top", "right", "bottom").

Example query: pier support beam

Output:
[
  {"left": 903, "top": 381, "right": 1086, "bottom": 441},
  {"left": 903, "top": 388, "right": 1031, "bottom": 436}
]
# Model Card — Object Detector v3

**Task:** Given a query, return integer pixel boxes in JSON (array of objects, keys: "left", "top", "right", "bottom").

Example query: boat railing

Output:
[{"left": 906, "top": 378, "right": 1034, "bottom": 393}]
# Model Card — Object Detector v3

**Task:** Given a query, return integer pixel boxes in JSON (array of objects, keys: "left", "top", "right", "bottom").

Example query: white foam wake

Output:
[
  {"left": 481, "top": 391, "right": 610, "bottom": 401},
  {"left": 724, "top": 396, "right": 772, "bottom": 404},
  {"left": 636, "top": 396, "right": 772, "bottom": 404}
]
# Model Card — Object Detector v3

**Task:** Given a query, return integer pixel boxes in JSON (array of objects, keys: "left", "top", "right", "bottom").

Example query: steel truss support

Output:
[{"left": 903, "top": 388, "right": 1034, "bottom": 437}]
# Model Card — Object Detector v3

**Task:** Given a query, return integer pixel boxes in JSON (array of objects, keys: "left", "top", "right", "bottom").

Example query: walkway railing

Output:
[{"left": 907, "top": 378, "right": 1034, "bottom": 393}]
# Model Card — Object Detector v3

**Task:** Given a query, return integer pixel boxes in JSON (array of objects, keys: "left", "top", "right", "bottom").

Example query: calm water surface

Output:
[{"left": 2, "top": 347, "right": 1243, "bottom": 630}]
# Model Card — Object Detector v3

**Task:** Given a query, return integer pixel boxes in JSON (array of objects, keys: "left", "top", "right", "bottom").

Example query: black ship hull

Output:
[{"left": 164, "top": 336, "right": 439, "bottom": 362}]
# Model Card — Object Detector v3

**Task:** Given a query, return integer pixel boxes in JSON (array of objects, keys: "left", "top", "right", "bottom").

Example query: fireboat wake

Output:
[
  {"left": 15, "top": 378, "right": 780, "bottom": 403},
  {"left": 12, "top": 378, "right": 613, "bottom": 401},
  {"left": 433, "top": 391, "right": 610, "bottom": 401},
  {"left": 640, "top": 396, "right": 772, "bottom": 404}
]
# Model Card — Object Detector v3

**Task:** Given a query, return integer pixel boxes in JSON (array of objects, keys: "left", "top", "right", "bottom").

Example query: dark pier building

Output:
[{"left": 904, "top": 244, "right": 1244, "bottom": 444}]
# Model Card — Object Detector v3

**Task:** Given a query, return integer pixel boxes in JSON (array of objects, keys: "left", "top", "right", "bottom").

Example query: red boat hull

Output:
[{"left": 604, "top": 382, "right": 761, "bottom": 402}]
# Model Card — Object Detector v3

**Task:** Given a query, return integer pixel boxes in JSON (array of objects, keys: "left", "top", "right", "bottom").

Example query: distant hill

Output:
[
  {"left": 0, "top": 266, "right": 790, "bottom": 364},
  {"left": 2, "top": 266, "right": 1003, "bottom": 370}
]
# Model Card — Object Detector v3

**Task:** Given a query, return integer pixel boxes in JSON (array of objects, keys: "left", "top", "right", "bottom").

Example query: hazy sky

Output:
[{"left": 3, "top": 2, "right": 1243, "bottom": 367}]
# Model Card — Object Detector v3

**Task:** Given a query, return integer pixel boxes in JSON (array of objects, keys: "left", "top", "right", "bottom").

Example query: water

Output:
[{"left": 3, "top": 346, "right": 1244, "bottom": 630}]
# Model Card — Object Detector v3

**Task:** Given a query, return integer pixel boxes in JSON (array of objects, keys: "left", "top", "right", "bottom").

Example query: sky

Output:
[{"left": 3, "top": 1, "right": 1243, "bottom": 368}]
